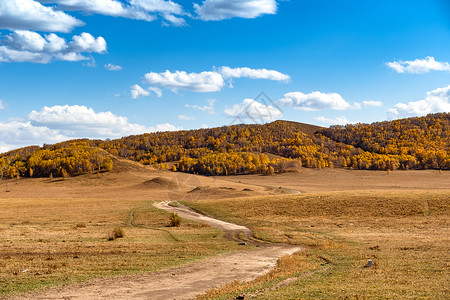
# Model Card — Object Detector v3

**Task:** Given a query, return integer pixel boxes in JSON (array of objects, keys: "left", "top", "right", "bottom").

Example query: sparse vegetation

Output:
[
  {"left": 107, "top": 227, "right": 125, "bottom": 240},
  {"left": 168, "top": 212, "right": 181, "bottom": 227}
]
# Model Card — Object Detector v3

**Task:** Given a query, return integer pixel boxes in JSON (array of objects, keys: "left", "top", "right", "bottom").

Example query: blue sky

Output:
[{"left": 0, "top": 0, "right": 449, "bottom": 152}]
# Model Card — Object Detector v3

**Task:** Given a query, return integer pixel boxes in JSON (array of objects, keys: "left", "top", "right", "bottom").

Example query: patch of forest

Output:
[{"left": 1, "top": 113, "right": 449, "bottom": 178}]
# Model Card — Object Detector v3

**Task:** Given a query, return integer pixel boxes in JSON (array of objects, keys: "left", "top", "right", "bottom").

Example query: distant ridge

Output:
[{"left": 1, "top": 113, "right": 448, "bottom": 178}]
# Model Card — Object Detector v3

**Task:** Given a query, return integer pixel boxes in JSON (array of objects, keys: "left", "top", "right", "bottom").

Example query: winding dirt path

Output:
[
  {"left": 154, "top": 201, "right": 254, "bottom": 240},
  {"left": 11, "top": 202, "right": 303, "bottom": 300}
]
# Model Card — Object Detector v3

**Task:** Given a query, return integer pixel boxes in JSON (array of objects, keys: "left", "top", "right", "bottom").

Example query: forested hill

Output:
[{"left": 1, "top": 113, "right": 449, "bottom": 178}]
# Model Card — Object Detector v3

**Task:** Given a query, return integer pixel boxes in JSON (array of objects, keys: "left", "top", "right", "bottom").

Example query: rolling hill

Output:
[{"left": 1, "top": 113, "right": 449, "bottom": 178}]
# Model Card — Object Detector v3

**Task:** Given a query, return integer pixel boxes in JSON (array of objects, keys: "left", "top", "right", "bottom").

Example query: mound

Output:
[
  {"left": 187, "top": 186, "right": 256, "bottom": 199},
  {"left": 139, "top": 177, "right": 178, "bottom": 188}
]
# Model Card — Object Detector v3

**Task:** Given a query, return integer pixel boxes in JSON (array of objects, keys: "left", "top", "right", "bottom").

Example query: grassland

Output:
[
  {"left": 0, "top": 197, "right": 243, "bottom": 297},
  {"left": 185, "top": 190, "right": 450, "bottom": 299},
  {"left": 0, "top": 168, "right": 448, "bottom": 299}
]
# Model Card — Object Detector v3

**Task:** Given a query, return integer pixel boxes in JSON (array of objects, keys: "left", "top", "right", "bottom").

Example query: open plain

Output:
[{"left": 0, "top": 161, "right": 449, "bottom": 299}]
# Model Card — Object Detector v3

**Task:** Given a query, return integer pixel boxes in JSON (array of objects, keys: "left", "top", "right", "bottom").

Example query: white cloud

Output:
[
  {"left": 0, "top": 105, "right": 183, "bottom": 153},
  {"left": 130, "top": 84, "right": 162, "bottom": 98},
  {"left": 130, "top": 84, "right": 150, "bottom": 99},
  {"left": 40, "top": 0, "right": 186, "bottom": 25},
  {"left": 148, "top": 86, "right": 162, "bottom": 98},
  {"left": 315, "top": 116, "right": 357, "bottom": 125},
  {"left": 130, "top": 0, "right": 184, "bottom": 14},
  {"left": 40, "top": 0, "right": 152, "bottom": 21},
  {"left": 387, "top": 85, "right": 450, "bottom": 118},
  {"left": 185, "top": 99, "right": 215, "bottom": 114},
  {"left": 194, "top": 0, "right": 277, "bottom": 21},
  {"left": 219, "top": 66, "right": 290, "bottom": 81},
  {"left": 178, "top": 114, "right": 195, "bottom": 120},
  {"left": 144, "top": 70, "right": 225, "bottom": 92},
  {"left": 279, "top": 91, "right": 358, "bottom": 111},
  {"left": 363, "top": 100, "right": 383, "bottom": 107},
  {"left": 105, "top": 63, "right": 122, "bottom": 71},
  {"left": 27, "top": 105, "right": 179, "bottom": 138},
  {"left": 0, "top": 120, "right": 68, "bottom": 152},
  {"left": 152, "top": 122, "right": 182, "bottom": 132},
  {"left": 0, "top": 100, "right": 5, "bottom": 110},
  {"left": 69, "top": 32, "right": 107, "bottom": 53},
  {"left": 27, "top": 105, "right": 149, "bottom": 137},
  {"left": 142, "top": 67, "right": 289, "bottom": 93},
  {"left": 0, "top": 30, "right": 106, "bottom": 63},
  {"left": 0, "top": 0, "right": 83, "bottom": 32},
  {"left": 386, "top": 56, "right": 450, "bottom": 74},
  {"left": 224, "top": 98, "right": 282, "bottom": 122},
  {"left": 161, "top": 13, "right": 186, "bottom": 26}
]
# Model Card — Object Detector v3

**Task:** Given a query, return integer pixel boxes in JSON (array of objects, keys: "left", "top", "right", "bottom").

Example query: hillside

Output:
[{"left": 1, "top": 113, "right": 449, "bottom": 178}]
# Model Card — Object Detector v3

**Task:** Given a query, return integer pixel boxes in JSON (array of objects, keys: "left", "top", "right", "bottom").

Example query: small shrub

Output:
[
  {"left": 168, "top": 212, "right": 181, "bottom": 227},
  {"left": 107, "top": 227, "right": 125, "bottom": 241}
]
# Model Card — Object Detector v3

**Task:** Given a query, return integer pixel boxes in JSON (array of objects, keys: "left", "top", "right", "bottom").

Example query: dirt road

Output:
[
  {"left": 154, "top": 201, "right": 253, "bottom": 240},
  {"left": 10, "top": 202, "right": 302, "bottom": 300}
]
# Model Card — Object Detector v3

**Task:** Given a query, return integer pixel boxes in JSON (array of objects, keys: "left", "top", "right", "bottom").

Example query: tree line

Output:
[{"left": 1, "top": 113, "right": 448, "bottom": 178}]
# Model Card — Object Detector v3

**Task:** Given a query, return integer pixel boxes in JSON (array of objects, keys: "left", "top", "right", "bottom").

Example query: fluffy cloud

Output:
[
  {"left": 194, "top": 0, "right": 277, "bottom": 21},
  {"left": 0, "top": 30, "right": 106, "bottom": 63},
  {"left": 0, "top": 120, "right": 68, "bottom": 153},
  {"left": 69, "top": 32, "right": 107, "bottom": 52},
  {"left": 144, "top": 70, "right": 225, "bottom": 92},
  {"left": 219, "top": 66, "right": 290, "bottom": 81},
  {"left": 0, "top": 105, "right": 182, "bottom": 153},
  {"left": 0, "top": 100, "right": 5, "bottom": 110},
  {"left": 141, "top": 67, "right": 289, "bottom": 93},
  {"left": 40, "top": 0, "right": 151, "bottom": 21},
  {"left": 178, "top": 114, "right": 195, "bottom": 120},
  {"left": 148, "top": 87, "right": 162, "bottom": 98},
  {"left": 386, "top": 56, "right": 450, "bottom": 74},
  {"left": 387, "top": 85, "right": 450, "bottom": 118},
  {"left": 40, "top": 0, "right": 186, "bottom": 25},
  {"left": 315, "top": 116, "right": 357, "bottom": 125},
  {"left": 130, "top": 84, "right": 150, "bottom": 99},
  {"left": 27, "top": 105, "right": 149, "bottom": 137},
  {"left": 0, "top": 0, "right": 83, "bottom": 32},
  {"left": 130, "top": 0, "right": 184, "bottom": 14},
  {"left": 151, "top": 122, "right": 182, "bottom": 132},
  {"left": 185, "top": 99, "right": 216, "bottom": 114},
  {"left": 104, "top": 63, "right": 123, "bottom": 71},
  {"left": 363, "top": 100, "right": 383, "bottom": 107},
  {"left": 130, "top": 84, "right": 162, "bottom": 98},
  {"left": 279, "top": 91, "right": 358, "bottom": 111},
  {"left": 130, "top": 0, "right": 186, "bottom": 25},
  {"left": 224, "top": 98, "right": 282, "bottom": 122}
]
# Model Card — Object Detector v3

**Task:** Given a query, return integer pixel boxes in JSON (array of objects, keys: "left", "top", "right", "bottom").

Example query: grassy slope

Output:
[
  {"left": 184, "top": 190, "right": 449, "bottom": 299},
  {"left": 0, "top": 198, "right": 244, "bottom": 297}
]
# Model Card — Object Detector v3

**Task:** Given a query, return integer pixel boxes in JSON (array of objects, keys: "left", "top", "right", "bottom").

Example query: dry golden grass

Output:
[
  {"left": 197, "top": 251, "right": 324, "bottom": 300},
  {"left": 1, "top": 169, "right": 448, "bottom": 298},
  {"left": 0, "top": 197, "right": 241, "bottom": 297},
  {"left": 185, "top": 190, "right": 450, "bottom": 299}
]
